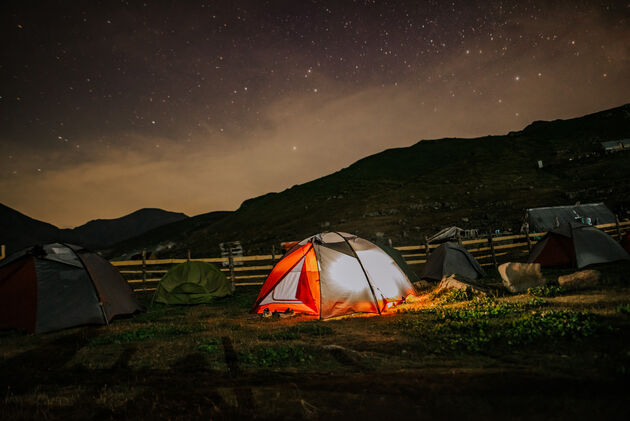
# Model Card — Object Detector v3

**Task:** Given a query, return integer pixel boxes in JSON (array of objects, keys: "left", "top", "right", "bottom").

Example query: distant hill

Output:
[
  {"left": 0, "top": 205, "right": 188, "bottom": 255},
  {"left": 0, "top": 203, "right": 61, "bottom": 254},
  {"left": 62, "top": 208, "right": 189, "bottom": 250},
  {"left": 105, "top": 210, "right": 232, "bottom": 259},
  {"left": 104, "top": 103, "right": 630, "bottom": 259}
]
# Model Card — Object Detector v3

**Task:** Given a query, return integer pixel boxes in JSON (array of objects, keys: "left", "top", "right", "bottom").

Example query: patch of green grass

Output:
[
  {"left": 431, "top": 288, "right": 476, "bottom": 303},
  {"left": 528, "top": 285, "right": 565, "bottom": 298},
  {"left": 616, "top": 304, "right": 630, "bottom": 315},
  {"left": 258, "top": 323, "right": 334, "bottom": 340},
  {"left": 240, "top": 345, "right": 315, "bottom": 367},
  {"left": 397, "top": 296, "right": 607, "bottom": 353},
  {"left": 504, "top": 311, "right": 602, "bottom": 345},
  {"left": 133, "top": 305, "right": 189, "bottom": 323},
  {"left": 89, "top": 324, "right": 205, "bottom": 346},
  {"left": 198, "top": 338, "right": 221, "bottom": 354}
]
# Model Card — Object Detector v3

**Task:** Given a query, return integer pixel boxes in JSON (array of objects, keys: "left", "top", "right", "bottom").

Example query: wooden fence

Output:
[{"left": 111, "top": 221, "right": 630, "bottom": 293}]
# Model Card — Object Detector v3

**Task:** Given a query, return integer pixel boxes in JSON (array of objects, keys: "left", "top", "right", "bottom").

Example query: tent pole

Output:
[{"left": 335, "top": 232, "right": 381, "bottom": 315}]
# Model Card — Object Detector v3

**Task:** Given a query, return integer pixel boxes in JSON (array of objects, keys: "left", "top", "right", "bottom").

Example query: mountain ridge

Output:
[
  {"left": 3, "top": 103, "right": 629, "bottom": 259},
  {"left": 0, "top": 205, "right": 188, "bottom": 254},
  {"left": 104, "top": 102, "right": 630, "bottom": 258}
]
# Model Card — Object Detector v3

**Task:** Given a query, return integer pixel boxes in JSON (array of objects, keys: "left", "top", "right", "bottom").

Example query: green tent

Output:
[{"left": 154, "top": 261, "right": 232, "bottom": 305}]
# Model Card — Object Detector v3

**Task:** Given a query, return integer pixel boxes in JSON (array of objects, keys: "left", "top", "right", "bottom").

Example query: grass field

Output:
[{"left": 1, "top": 265, "right": 630, "bottom": 420}]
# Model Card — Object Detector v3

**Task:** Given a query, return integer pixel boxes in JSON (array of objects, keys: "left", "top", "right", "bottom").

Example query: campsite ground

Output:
[{"left": 1, "top": 264, "right": 630, "bottom": 420}]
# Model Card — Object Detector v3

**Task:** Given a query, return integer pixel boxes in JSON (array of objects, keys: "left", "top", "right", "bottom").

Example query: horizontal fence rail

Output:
[{"left": 110, "top": 221, "right": 630, "bottom": 292}]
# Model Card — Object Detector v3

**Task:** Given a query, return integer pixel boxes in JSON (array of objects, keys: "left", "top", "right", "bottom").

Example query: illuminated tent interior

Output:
[{"left": 252, "top": 232, "right": 416, "bottom": 319}]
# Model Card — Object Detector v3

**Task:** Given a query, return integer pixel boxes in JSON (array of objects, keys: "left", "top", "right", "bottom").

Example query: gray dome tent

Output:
[
  {"left": 528, "top": 223, "right": 630, "bottom": 268},
  {"left": 421, "top": 241, "right": 486, "bottom": 281},
  {"left": 0, "top": 243, "right": 143, "bottom": 334}
]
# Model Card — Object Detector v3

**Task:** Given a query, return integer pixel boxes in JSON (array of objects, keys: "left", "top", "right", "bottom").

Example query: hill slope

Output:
[
  {"left": 105, "top": 103, "right": 630, "bottom": 258},
  {"left": 0, "top": 203, "right": 62, "bottom": 254}
]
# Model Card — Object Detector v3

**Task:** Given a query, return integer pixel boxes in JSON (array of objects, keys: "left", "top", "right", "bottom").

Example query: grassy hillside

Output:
[{"left": 104, "top": 103, "right": 630, "bottom": 258}]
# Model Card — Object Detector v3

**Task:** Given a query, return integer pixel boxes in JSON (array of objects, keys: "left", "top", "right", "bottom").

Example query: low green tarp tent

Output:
[{"left": 154, "top": 261, "right": 232, "bottom": 305}]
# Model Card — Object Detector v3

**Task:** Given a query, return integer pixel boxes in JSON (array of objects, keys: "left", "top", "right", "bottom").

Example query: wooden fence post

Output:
[
  {"left": 187, "top": 249, "right": 191, "bottom": 261},
  {"left": 271, "top": 245, "right": 275, "bottom": 264},
  {"left": 228, "top": 245, "right": 235, "bottom": 292},
  {"left": 141, "top": 249, "right": 147, "bottom": 293},
  {"left": 488, "top": 230, "right": 498, "bottom": 268},
  {"left": 424, "top": 237, "right": 430, "bottom": 258},
  {"left": 524, "top": 222, "right": 532, "bottom": 252},
  {"left": 616, "top": 215, "right": 622, "bottom": 240},
  {"left": 0, "top": 245, "right": 5, "bottom": 260}
]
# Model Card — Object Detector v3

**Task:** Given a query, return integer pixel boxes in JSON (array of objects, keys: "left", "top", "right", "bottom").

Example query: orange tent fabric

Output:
[{"left": 253, "top": 232, "right": 415, "bottom": 319}]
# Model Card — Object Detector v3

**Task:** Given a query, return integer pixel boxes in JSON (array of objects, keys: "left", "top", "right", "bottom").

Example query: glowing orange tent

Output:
[{"left": 253, "top": 232, "right": 415, "bottom": 319}]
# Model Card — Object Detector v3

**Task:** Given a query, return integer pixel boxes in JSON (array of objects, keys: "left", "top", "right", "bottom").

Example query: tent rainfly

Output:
[
  {"left": 421, "top": 241, "right": 486, "bottom": 281},
  {"left": 528, "top": 223, "right": 630, "bottom": 269},
  {"left": 252, "top": 232, "right": 416, "bottom": 318},
  {"left": 0, "top": 243, "right": 143, "bottom": 334},
  {"left": 154, "top": 261, "right": 232, "bottom": 305},
  {"left": 622, "top": 232, "right": 630, "bottom": 255},
  {"left": 523, "top": 203, "right": 615, "bottom": 233}
]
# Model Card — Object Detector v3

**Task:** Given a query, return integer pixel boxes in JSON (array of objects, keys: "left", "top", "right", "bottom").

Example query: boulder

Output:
[
  {"left": 413, "top": 280, "right": 433, "bottom": 291},
  {"left": 499, "top": 262, "right": 546, "bottom": 293},
  {"left": 557, "top": 270, "right": 601, "bottom": 290},
  {"left": 434, "top": 274, "right": 489, "bottom": 295}
]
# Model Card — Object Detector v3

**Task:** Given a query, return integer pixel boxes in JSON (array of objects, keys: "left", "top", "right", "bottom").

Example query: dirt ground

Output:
[{"left": 2, "top": 272, "right": 630, "bottom": 420}]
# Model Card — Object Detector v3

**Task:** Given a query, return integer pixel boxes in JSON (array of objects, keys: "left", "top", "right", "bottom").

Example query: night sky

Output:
[{"left": 1, "top": 1, "right": 629, "bottom": 227}]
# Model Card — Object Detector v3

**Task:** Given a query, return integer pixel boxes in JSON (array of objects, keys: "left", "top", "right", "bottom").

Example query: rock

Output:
[
  {"left": 434, "top": 274, "right": 489, "bottom": 295},
  {"left": 558, "top": 270, "right": 601, "bottom": 290},
  {"left": 498, "top": 262, "right": 546, "bottom": 293},
  {"left": 413, "top": 280, "right": 433, "bottom": 291}
]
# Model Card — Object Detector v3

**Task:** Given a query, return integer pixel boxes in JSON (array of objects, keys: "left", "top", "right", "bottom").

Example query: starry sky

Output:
[{"left": 1, "top": 0, "right": 629, "bottom": 227}]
